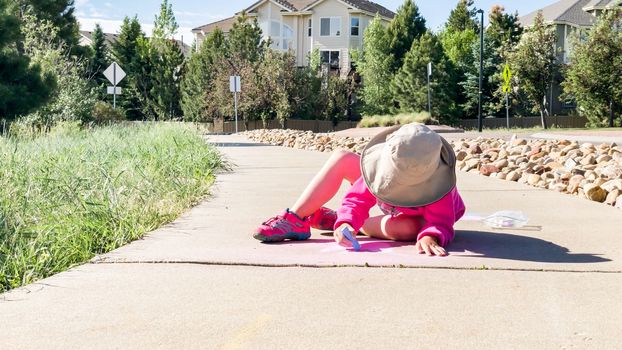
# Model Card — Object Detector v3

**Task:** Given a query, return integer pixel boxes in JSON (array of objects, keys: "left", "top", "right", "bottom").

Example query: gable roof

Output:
[
  {"left": 519, "top": 0, "right": 595, "bottom": 27},
  {"left": 302, "top": 0, "right": 395, "bottom": 18},
  {"left": 192, "top": 16, "right": 238, "bottom": 34},
  {"left": 583, "top": 0, "right": 621, "bottom": 11}
]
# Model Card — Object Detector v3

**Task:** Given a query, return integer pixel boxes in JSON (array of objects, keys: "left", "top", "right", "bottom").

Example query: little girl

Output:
[{"left": 253, "top": 123, "right": 465, "bottom": 256}]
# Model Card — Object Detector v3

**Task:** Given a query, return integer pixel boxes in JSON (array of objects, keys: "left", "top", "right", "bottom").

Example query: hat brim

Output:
[{"left": 360, "top": 125, "right": 456, "bottom": 207}]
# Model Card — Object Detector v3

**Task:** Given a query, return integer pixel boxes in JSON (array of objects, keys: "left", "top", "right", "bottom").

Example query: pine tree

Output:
[
  {"left": 486, "top": 5, "right": 523, "bottom": 56},
  {"left": 446, "top": 0, "right": 477, "bottom": 32},
  {"left": 440, "top": 0, "right": 478, "bottom": 118},
  {"left": 562, "top": 9, "right": 622, "bottom": 127},
  {"left": 392, "top": 31, "right": 457, "bottom": 124},
  {"left": 386, "top": 0, "right": 427, "bottom": 73},
  {"left": 355, "top": 15, "right": 395, "bottom": 116},
  {"left": 0, "top": 0, "right": 55, "bottom": 121},
  {"left": 9, "top": 0, "right": 81, "bottom": 55},
  {"left": 225, "top": 12, "right": 266, "bottom": 64},
  {"left": 180, "top": 29, "right": 225, "bottom": 121},
  {"left": 89, "top": 24, "right": 110, "bottom": 89},
  {"left": 460, "top": 36, "right": 503, "bottom": 118},
  {"left": 148, "top": 0, "right": 184, "bottom": 120},
  {"left": 507, "top": 11, "right": 559, "bottom": 128},
  {"left": 111, "top": 16, "right": 145, "bottom": 120}
]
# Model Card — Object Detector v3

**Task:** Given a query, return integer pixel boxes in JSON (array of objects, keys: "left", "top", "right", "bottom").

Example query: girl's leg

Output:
[
  {"left": 360, "top": 215, "right": 424, "bottom": 241},
  {"left": 290, "top": 150, "right": 361, "bottom": 217}
]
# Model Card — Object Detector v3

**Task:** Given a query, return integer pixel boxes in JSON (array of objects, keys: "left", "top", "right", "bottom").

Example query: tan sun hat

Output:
[{"left": 360, "top": 123, "right": 456, "bottom": 207}]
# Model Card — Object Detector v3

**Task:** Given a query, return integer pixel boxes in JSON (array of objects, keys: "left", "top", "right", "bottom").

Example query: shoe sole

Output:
[{"left": 253, "top": 232, "right": 311, "bottom": 242}]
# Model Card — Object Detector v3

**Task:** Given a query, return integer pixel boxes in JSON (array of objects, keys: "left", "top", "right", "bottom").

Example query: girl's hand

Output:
[
  {"left": 415, "top": 236, "right": 447, "bottom": 256},
  {"left": 334, "top": 223, "right": 355, "bottom": 248}
]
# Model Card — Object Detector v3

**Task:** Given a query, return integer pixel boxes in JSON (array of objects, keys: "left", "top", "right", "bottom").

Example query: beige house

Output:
[{"left": 192, "top": 0, "right": 395, "bottom": 75}]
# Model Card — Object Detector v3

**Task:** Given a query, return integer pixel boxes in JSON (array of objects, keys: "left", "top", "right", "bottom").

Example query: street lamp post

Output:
[{"left": 477, "top": 9, "right": 484, "bottom": 132}]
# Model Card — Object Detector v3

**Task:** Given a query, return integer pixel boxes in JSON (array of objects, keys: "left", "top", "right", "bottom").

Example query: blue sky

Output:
[{"left": 75, "top": 0, "right": 551, "bottom": 45}]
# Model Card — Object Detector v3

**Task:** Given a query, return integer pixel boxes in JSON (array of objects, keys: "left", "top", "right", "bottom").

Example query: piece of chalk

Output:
[{"left": 341, "top": 227, "right": 360, "bottom": 251}]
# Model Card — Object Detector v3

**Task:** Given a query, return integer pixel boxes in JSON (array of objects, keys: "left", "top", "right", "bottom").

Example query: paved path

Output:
[{"left": 1, "top": 133, "right": 621, "bottom": 349}]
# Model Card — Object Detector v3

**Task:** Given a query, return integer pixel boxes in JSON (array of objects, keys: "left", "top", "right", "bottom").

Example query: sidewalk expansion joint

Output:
[{"left": 90, "top": 260, "right": 621, "bottom": 274}]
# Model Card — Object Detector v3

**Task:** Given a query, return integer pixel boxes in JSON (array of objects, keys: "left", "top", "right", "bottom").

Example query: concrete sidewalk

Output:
[{"left": 1, "top": 134, "right": 621, "bottom": 349}]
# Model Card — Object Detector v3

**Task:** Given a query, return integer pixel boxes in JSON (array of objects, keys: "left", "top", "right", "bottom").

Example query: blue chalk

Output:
[{"left": 341, "top": 227, "right": 360, "bottom": 251}]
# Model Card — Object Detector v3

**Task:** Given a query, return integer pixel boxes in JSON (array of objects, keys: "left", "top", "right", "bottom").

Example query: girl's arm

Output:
[
  {"left": 417, "top": 188, "right": 464, "bottom": 247},
  {"left": 334, "top": 177, "right": 377, "bottom": 232}
]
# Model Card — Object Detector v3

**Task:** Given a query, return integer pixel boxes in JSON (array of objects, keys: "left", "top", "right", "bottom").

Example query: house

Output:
[
  {"left": 519, "top": 0, "right": 620, "bottom": 115},
  {"left": 79, "top": 30, "right": 193, "bottom": 57},
  {"left": 191, "top": 0, "right": 395, "bottom": 75}
]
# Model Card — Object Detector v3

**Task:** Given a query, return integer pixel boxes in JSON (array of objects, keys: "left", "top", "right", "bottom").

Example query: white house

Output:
[{"left": 191, "top": 0, "right": 395, "bottom": 75}]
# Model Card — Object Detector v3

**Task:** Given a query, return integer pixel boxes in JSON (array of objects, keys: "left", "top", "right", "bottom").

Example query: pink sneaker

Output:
[
  {"left": 254, "top": 209, "right": 311, "bottom": 242},
  {"left": 308, "top": 207, "right": 337, "bottom": 231}
]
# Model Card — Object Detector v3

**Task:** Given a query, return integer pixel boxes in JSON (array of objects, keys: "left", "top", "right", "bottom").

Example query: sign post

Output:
[
  {"left": 502, "top": 64, "right": 512, "bottom": 129},
  {"left": 103, "top": 62, "right": 126, "bottom": 109},
  {"left": 229, "top": 75, "right": 241, "bottom": 133},
  {"left": 427, "top": 62, "right": 432, "bottom": 116}
]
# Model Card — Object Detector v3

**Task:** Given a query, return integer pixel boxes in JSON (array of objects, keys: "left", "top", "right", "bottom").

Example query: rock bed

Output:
[{"left": 242, "top": 129, "right": 622, "bottom": 209}]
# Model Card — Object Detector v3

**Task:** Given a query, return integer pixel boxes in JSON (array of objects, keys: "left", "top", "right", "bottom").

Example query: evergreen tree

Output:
[
  {"left": 386, "top": 0, "right": 427, "bottom": 72},
  {"left": 562, "top": 9, "right": 622, "bottom": 127},
  {"left": 440, "top": 0, "right": 478, "bottom": 118},
  {"left": 392, "top": 31, "right": 457, "bottom": 124},
  {"left": 354, "top": 15, "right": 395, "bottom": 115},
  {"left": 460, "top": 36, "right": 503, "bottom": 118},
  {"left": 486, "top": 5, "right": 523, "bottom": 55},
  {"left": 111, "top": 16, "right": 145, "bottom": 120},
  {"left": 225, "top": 12, "right": 266, "bottom": 64},
  {"left": 10, "top": 0, "right": 81, "bottom": 55},
  {"left": 0, "top": 0, "right": 55, "bottom": 120},
  {"left": 148, "top": 0, "right": 184, "bottom": 120},
  {"left": 180, "top": 29, "right": 225, "bottom": 121},
  {"left": 89, "top": 24, "right": 110, "bottom": 89},
  {"left": 507, "top": 11, "right": 559, "bottom": 128},
  {"left": 446, "top": 0, "right": 477, "bottom": 32}
]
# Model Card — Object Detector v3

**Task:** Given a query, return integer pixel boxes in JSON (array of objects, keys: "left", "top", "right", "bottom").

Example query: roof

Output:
[
  {"left": 193, "top": 0, "right": 395, "bottom": 34},
  {"left": 79, "top": 30, "right": 119, "bottom": 45},
  {"left": 583, "top": 0, "right": 621, "bottom": 11},
  {"left": 519, "top": 0, "right": 596, "bottom": 27},
  {"left": 192, "top": 16, "right": 238, "bottom": 34}
]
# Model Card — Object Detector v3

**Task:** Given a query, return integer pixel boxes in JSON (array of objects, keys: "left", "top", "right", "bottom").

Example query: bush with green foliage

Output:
[
  {"left": 90, "top": 101, "right": 126, "bottom": 124},
  {"left": 358, "top": 112, "right": 435, "bottom": 128}
]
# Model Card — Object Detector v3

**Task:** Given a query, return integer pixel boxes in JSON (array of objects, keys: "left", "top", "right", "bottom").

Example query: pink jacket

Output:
[{"left": 334, "top": 177, "right": 466, "bottom": 247}]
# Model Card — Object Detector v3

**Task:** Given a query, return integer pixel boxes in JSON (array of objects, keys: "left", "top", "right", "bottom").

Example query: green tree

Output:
[
  {"left": 386, "top": 0, "right": 427, "bottom": 72},
  {"left": 446, "top": 0, "right": 477, "bottom": 32},
  {"left": 9, "top": 0, "right": 81, "bottom": 55},
  {"left": 392, "top": 31, "right": 457, "bottom": 124},
  {"left": 460, "top": 36, "right": 503, "bottom": 118},
  {"left": 486, "top": 5, "right": 523, "bottom": 54},
  {"left": 507, "top": 11, "right": 559, "bottom": 128},
  {"left": 439, "top": 0, "right": 478, "bottom": 118},
  {"left": 180, "top": 29, "right": 225, "bottom": 121},
  {"left": 354, "top": 15, "right": 394, "bottom": 115},
  {"left": 88, "top": 24, "right": 110, "bottom": 89},
  {"left": 148, "top": 0, "right": 184, "bottom": 120},
  {"left": 111, "top": 16, "right": 146, "bottom": 120},
  {"left": 225, "top": 12, "right": 266, "bottom": 64},
  {"left": 0, "top": 0, "right": 55, "bottom": 121},
  {"left": 563, "top": 9, "right": 622, "bottom": 127},
  {"left": 19, "top": 9, "right": 97, "bottom": 125}
]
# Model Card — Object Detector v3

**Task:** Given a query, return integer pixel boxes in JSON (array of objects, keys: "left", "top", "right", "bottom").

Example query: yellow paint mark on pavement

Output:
[{"left": 220, "top": 314, "right": 272, "bottom": 350}]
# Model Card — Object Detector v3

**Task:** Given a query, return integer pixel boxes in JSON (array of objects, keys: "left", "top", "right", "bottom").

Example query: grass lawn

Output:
[{"left": 0, "top": 123, "right": 227, "bottom": 292}]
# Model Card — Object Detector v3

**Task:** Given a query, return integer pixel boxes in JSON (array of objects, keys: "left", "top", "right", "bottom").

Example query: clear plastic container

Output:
[{"left": 482, "top": 211, "right": 529, "bottom": 228}]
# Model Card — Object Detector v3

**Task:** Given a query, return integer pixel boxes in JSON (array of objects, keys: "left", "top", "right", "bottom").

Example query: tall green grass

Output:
[{"left": 0, "top": 123, "right": 227, "bottom": 292}]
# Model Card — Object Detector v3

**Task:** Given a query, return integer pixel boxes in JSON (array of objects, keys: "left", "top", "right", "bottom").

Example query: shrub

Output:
[
  {"left": 90, "top": 101, "right": 126, "bottom": 124},
  {"left": 358, "top": 112, "right": 436, "bottom": 128}
]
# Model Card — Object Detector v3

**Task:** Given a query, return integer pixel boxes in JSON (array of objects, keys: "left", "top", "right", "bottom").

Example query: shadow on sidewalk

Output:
[{"left": 451, "top": 230, "right": 610, "bottom": 264}]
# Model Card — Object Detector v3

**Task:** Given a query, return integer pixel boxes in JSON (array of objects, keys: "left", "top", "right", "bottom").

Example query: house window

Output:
[
  {"left": 320, "top": 17, "right": 341, "bottom": 36},
  {"left": 320, "top": 50, "right": 340, "bottom": 69},
  {"left": 308, "top": 19, "right": 312, "bottom": 37},
  {"left": 268, "top": 20, "right": 293, "bottom": 51},
  {"left": 351, "top": 17, "right": 360, "bottom": 36}
]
